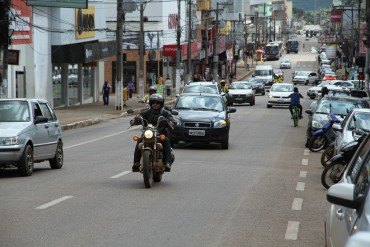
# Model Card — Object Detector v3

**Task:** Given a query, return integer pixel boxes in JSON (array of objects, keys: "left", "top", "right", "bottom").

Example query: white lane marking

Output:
[
  {"left": 65, "top": 127, "right": 138, "bottom": 149},
  {"left": 302, "top": 159, "right": 308, "bottom": 166},
  {"left": 110, "top": 171, "right": 131, "bottom": 178},
  {"left": 291, "top": 198, "right": 303, "bottom": 210},
  {"left": 285, "top": 221, "right": 300, "bottom": 240},
  {"left": 296, "top": 182, "right": 305, "bottom": 191},
  {"left": 299, "top": 171, "right": 307, "bottom": 178},
  {"left": 304, "top": 149, "right": 310, "bottom": 155},
  {"left": 35, "top": 196, "right": 74, "bottom": 210}
]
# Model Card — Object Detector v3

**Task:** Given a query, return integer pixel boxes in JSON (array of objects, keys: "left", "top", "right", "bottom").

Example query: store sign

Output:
[
  {"left": 75, "top": 6, "right": 95, "bottom": 39},
  {"left": 163, "top": 44, "right": 178, "bottom": 57},
  {"left": 10, "top": 0, "right": 32, "bottom": 45},
  {"left": 27, "top": 0, "right": 88, "bottom": 8},
  {"left": 196, "top": 0, "right": 210, "bottom": 11},
  {"left": 168, "top": 14, "right": 178, "bottom": 30},
  {"left": 331, "top": 9, "right": 342, "bottom": 23}
]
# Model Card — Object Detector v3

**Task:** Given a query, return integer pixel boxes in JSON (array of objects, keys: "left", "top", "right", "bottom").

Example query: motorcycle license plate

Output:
[{"left": 189, "top": 129, "right": 205, "bottom": 136}]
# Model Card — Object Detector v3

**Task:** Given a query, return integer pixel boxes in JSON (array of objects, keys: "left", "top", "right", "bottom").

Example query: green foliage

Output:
[{"left": 293, "top": 7, "right": 330, "bottom": 25}]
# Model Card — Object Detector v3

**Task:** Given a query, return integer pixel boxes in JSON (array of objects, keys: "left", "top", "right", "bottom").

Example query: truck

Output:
[{"left": 286, "top": 40, "right": 299, "bottom": 54}]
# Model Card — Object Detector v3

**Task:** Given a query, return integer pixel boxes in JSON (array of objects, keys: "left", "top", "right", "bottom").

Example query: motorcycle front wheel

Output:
[
  {"left": 308, "top": 136, "right": 326, "bottom": 152},
  {"left": 321, "top": 145, "right": 334, "bottom": 167},
  {"left": 143, "top": 150, "right": 153, "bottom": 188},
  {"left": 321, "top": 161, "right": 347, "bottom": 189}
]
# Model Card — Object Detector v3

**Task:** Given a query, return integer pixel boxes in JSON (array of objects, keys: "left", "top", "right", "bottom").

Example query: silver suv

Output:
[{"left": 0, "top": 99, "right": 63, "bottom": 176}]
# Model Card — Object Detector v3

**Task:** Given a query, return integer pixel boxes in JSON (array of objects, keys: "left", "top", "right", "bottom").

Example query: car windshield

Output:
[
  {"left": 255, "top": 70, "right": 272, "bottom": 76},
  {"left": 229, "top": 83, "right": 251, "bottom": 89},
  {"left": 0, "top": 101, "right": 30, "bottom": 122},
  {"left": 175, "top": 95, "right": 223, "bottom": 112},
  {"left": 351, "top": 112, "right": 370, "bottom": 131},
  {"left": 295, "top": 71, "right": 310, "bottom": 76},
  {"left": 281, "top": 60, "right": 290, "bottom": 64},
  {"left": 249, "top": 79, "right": 263, "bottom": 84},
  {"left": 327, "top": 90, "right": 350, "bottom": 97},
  {"left": 183, "top": 85, "right": 217, "bottom": 94},
  {"left": 270, "top": 84, "right": 293, "bottom": 92},
  {"left": 315, "top": 99, "right": 365, "bottom": 116}
]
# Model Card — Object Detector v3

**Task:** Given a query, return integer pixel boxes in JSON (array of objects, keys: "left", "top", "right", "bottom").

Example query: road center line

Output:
[
  {"left": 296, "top": 182, "right": 305, "bottom": 191},
  {"left": 304, "top": 149, "right": 310, "bottom": 155},
  {"left": 299, "top": 171, "right": 307, "bottom": 178},
  {"left": 35, "top": 196, "right": 74, "bottom": 210},
  {"left": 110, "top": 171, "right": 132, "bottom": 178},
  {"left": 302, "top": 159, "right": 308, "bottom": 166},
  {"left": 292, "top": 198, "right": 303, "bottom": 210},
  {"left": 65, "top": 127, "right": 139, "bottom": 149},
  {"left": 285, "top": 221, "right": 300, "bottom": 240}
]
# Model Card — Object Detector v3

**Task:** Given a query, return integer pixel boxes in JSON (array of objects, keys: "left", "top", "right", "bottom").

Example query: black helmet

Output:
[
  {"left": 148, "top": 86, "right": 157, "bottom": 94},
  {"left": 149, "top": 93, "right": 164, "bottom": 108}
]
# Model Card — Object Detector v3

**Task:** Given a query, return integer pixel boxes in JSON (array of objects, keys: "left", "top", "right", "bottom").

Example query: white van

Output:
[{"left": 253, "top": 65, "right": 274, "bottom": 86}]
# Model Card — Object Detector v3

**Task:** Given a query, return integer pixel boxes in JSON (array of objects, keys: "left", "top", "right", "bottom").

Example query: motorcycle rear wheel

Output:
[
  {"left": 321, "top": 145, "right": 334, "bottom": 167},
  {"left": 308, "top": 136, "right": 326, "bottom": 152},
  {"left": 321, "top": 161, "right": 347, "bottom": 189},
  {"left": 143, "top": 150, "right": 153, "bottom": 188}
]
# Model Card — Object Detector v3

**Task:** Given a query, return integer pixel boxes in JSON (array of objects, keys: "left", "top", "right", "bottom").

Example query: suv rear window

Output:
[{"left": 182, "top": 85, "right": 218, "bottom": 94}]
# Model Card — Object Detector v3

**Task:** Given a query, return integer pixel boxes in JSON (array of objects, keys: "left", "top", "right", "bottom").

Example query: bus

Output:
[
  {"left": 286, "top": 40, "right": 299, "bottom": 54},
  {"left": 264, "top": 42, "right": 282, "bottom": 61}
]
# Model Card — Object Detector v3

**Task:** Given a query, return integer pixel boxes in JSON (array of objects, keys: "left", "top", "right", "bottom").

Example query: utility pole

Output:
[
  {"left": 212, "top": 2, "right": 220, "bottom": 81},
  {"left": 365, "top": 0, "right": 370, "bottom": 91},
  {"left": 138, "top": 3, "right": 145, "bottom": 96},
  {"left": 186, "top": 0, "right": 192, "bottom": 83},
  {"left": 175, "top": 0, "right": 182, "bottom": 93},
  {"left": 115, "top": 0, "right": 123, "bottom": 110},
  {"left": 244, "top": 14, "right": 248, "bottom": 70},
  {"left": 0, "top": 0, "right": 10, "bottom": 98}
]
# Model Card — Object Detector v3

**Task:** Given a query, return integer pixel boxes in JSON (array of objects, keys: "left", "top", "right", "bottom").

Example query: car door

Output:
[
  {"left": 39, "top": 102, "right": 60, "bottom": 157},
  {"left": 32, "top": 102, "right": 49, "bottom": 159},
  {"left": 309, "top": 73, "right": 318, "bottom": 84},
  {"left": 330, "top": 138, "right": 370, "bottom": 247}
]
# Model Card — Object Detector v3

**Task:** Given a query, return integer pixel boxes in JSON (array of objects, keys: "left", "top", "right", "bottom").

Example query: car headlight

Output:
[
  {"left": 143, "top": 130, "right": 154, "bottom": 139},
  {"left": 0, "top": 136, "right": 18, "bottom": 145},
  {"left": 312, "top": 120, "right": 323, "bottom": 128},
  {"left": 214, "top": 119, "right": 227, "bottom": 128},
  {"left": 268, "top": 95, "right": 273, "bottom": 98},
  {"left": 246, "top": 92, "right": 252, "bottom": 96}
]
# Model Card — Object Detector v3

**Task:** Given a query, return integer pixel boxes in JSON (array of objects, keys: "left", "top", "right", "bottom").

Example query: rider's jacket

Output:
[{"left": 136, "top": 108, "right": 175, "bottom": 135}]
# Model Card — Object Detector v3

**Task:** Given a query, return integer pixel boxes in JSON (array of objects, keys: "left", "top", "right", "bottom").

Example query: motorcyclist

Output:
[
  {"left": 289, "top": 87, "right": 304, "bottom": 119},
  {"left": 139, "top": 86, "right": 157, "bottom": 103},
  {"left": 220, "top": 79, "right": 228, "bottom": 93},
  {"left": 131, "top": 94, "right": 175, "bottom": 172}
]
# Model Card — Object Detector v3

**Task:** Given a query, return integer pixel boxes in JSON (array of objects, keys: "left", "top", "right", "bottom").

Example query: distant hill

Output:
[{"left": 292, "top": 0, "right": 332, "bottom": 11}]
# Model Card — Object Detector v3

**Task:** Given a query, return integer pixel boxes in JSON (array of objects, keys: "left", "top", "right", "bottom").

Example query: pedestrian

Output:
[
  {"left": 102, "top": 81, "right": 111, "bottom": 105},
  {"left": 157, "top": 74, "right": 164, "bottom": 84},
  {"left": 127, "top": 81, "right": 135, "bottom": 98}
]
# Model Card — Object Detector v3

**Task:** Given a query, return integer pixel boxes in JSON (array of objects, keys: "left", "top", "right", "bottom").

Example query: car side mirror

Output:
[
  {"left": 227, "top": 107, "right": 236, "bottom": 113},
  {"left": 266, "top": 89, "right": 270, "bottom": 92},
  {"left": 164, "top": 105, "right": 172, "bottom": 111},
  {"left": 305, "top": 109, "right": 313, "bottom": 115},
  {"left": 34, "top": 116, "right": 48, "bottom": 124},
  {"left": 327, "top": 183, "right": 363, "bottom": 209}
]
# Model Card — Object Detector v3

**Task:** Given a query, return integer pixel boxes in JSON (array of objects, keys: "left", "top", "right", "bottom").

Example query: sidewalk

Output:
[{"left": 55, "top": 61, "right": 257, "bottom": 131}]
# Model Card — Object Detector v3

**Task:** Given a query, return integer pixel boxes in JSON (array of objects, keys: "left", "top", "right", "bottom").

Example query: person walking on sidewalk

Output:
[
  {"left": 102, "top": 81, "right": 111, "bottom": 105},
  {"left": 127, "top": 81, "right": 135, "bottom": 98}
]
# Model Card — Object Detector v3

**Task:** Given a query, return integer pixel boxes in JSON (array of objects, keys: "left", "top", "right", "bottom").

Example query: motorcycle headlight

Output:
[
  {"left": 143, "top": 130, "right": 154, "bottom": 139},
  {"left": 214, "top": 119, "right": 227, "bottom": 128},
  {"left": 0, "top": 136, "right": 18, "bottom": 146},
  {"left": 312, "top": 120, "right": 323, "bottom": 128}
]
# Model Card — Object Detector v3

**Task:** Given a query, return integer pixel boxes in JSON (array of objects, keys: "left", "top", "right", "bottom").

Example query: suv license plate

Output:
[{"left": 189, "top": 129, "right": 205, "bottom": 136}]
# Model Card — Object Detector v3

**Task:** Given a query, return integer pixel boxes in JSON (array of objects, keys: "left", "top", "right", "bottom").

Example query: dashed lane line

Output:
[
  {"left": 291, "top": 198, "right": 303, "bottom": 210},
  {"left": 303, "top": 149, "right": 310, "bottom": 156},
  {"left": 110, "top": 171, "right": 132, "bottom": 178},
  {"left": 296, "top": 182, "right": 305, "bottom": 191},
  {"left": 285, "top": 221, "right": 300, "bottom": 240},
  {"left": 302, "top": 159, "right": 308, "bottom": 166},
  {"left": 299, "top": 171, "right": 307, "bottom": 178},
  {"left": 35, "top": 196, "right": 74, "bottom": 210}
]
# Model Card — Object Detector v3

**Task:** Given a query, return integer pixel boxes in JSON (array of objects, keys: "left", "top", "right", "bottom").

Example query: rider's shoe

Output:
[
  {"left": 164, "top": 163, "right": 171, "bottom": 172},
  {"left": 132, "top": 162, "right": 141, "bottom": 172}
]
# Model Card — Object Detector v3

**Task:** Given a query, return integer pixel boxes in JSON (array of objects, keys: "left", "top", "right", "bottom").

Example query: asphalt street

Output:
[{"left": 0, "top": 36, "right": 331, "bottom": 247}]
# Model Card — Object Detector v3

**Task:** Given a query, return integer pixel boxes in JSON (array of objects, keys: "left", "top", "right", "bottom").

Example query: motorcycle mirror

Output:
[{"left": 171, "top": 110, "right": 179, "bottom": 115}]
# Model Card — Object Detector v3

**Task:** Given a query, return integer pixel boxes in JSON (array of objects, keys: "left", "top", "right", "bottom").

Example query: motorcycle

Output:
[
  {"left": 321, "top": 130, "right": 368, "bottom": 189},
  {"left": 132, "top": 115, "right": 176, "bottom": 188},
  {"left": 308, "top": 113, "right": 341, "bottom": 152}
]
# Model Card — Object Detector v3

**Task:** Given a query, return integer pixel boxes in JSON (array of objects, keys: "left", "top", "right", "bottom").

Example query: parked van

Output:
[{"left": 253, "top": 65, "right": 274, "bottom": 86}]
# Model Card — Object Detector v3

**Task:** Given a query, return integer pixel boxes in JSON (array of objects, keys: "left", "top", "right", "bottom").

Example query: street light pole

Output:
[
  {"left": 115, "top": 0, "right": 123, "bottom": 110},
  {"left": 138, "top": 3, "right": 145, "bottom": 96},
  {"left": 212, "top": 2, "right": 220, "bottom": 81},
  {"left": 175, "top": 0, "right": 182, "bottom": 93}
]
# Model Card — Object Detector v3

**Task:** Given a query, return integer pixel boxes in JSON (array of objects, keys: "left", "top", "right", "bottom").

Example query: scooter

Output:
[
  {"left": 308, "top": 113, "right": 341, "bottom": 152},
  {"left": 321, "top": 130, "right": 368, "bottom": 189}
]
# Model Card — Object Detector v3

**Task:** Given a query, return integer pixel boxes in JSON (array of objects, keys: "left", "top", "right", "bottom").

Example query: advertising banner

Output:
[
  {"left": 27, "top": 0, "right": 88, "bottom": 8},
  {"left": 331, "top": 9, "right": 342, "bottom": 23},
  {"left": 10, "top": 0, "right": 32, "bottom": 45},
  {"left": 75, "top": 6, "right": 95, "bottom": 39}
]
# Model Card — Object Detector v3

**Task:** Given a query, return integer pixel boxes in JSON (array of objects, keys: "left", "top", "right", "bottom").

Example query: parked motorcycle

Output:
[
  {"left": 308, "top": 113, "right": 341, "bottom": 152},
  {"left": 321, "top": 130, "right": 367, "bottom": 189},
  {"left": 320, "top": 142, "right": 335, "bottom": 167},
  {"left": 132, "top": 115, "right": 176, "bottom": 188}
]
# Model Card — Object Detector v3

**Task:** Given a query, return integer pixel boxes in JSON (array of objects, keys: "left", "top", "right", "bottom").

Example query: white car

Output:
[
  {"left": 279, "top": 59, "right": 292, "bottom": 69},
  {"left": 307, "top": 81, "right": 338, "bottom": 99},
  {"left": 293, "top": 71, "right": 318, "bottom": 85},
  {"left": 267, "top": 83, "right": 293, "bottom": 108},
  {"left": 325, "top": 134, "right": 370, "bottom": 247},
  {"left": 227, "top": 81, "right": 255, "bottom": 106}
]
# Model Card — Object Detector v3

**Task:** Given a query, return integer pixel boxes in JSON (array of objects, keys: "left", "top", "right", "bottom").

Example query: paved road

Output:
[{"left": 0, "top": 36, "right": 330, "bottom": 247}]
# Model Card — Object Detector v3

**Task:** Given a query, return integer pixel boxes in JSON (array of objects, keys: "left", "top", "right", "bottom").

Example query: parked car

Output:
[
  {"left": 350, "top": 89, "right": 370, "bottom": 99},
  {"left": 293, "top": 71, "right": 318, "bottom": 85},
  {"left": 267, "top": 83, "right": 294, "bottom": 108},
  {"left": 325, "top": 133, "right": 370, "bottom": 247},
  {"left": 227, "top": 81, "right": 255, "bottom": 106},
  {"left": 304, "top": 96, "right": 369, "bottom": 146},
  {"left": 307, "top": 81, "right": 337, "bottom": 99},
  {"left": 247, "top": 77, "right": 266, "bottom": 95},
  {"left": 169, "top": 93, "right": 236, "bottom": 149},
  {"left": 332, "top": 81, "right": 355, "bottom": 89},
  {"left": 0, "top": 99, "right": 64, "bottom": 176},
  {"left": 279, "top": 59, "right": 292, "bottom": 69}
]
